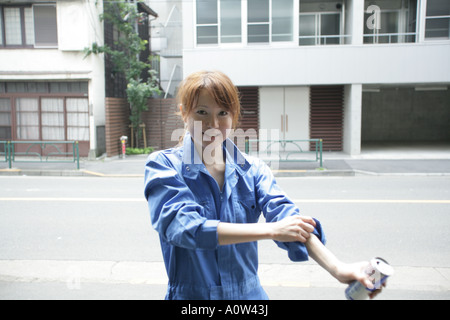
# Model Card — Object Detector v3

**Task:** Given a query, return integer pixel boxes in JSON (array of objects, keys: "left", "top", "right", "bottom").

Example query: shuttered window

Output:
[
  {"left": 309, "top": 86, "right": 344, "bottom": 151},
  {"left": 234, "top": 87, "right": 259, "bottom": 151},
  {"left": 237, "top": 87, "right": 259, "bottom": 133}
]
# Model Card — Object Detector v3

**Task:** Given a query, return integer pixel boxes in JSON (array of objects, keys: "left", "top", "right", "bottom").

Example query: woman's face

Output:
[{"left": 184, "top": 90, "right": 234, "bottom": 151}]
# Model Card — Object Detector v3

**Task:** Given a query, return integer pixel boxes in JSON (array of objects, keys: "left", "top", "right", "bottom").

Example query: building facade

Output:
[
  {"left": 179, "top": 0, "right": 450, "bottom": 155},
  {"left": 0, "top": 0, "right": 106, "bottom": 158},
  {"left": 0, "top": 0, "right": 157, "bottom": 158}
]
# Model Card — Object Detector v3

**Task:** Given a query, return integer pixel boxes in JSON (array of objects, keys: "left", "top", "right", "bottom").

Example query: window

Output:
[
  {"left": 272, "top": 0, "right": 294, "bottom": 41},
  {"left": 221, "top": 0, "right": 242, "bottom": 43},
  {"left": 299, "top": 14, "right": 316, "bottom": 45},
  {"left": 0, "top": 82, "right": 89, "bottom": 141},
  {"left": 363, "top": 0, "right": 417, "bottom": 44},
  {"left": 2, "top": 82, "right": 88, "bottom": 94},
  {"left": 248, "top": 0, "right": 270, "bottom": 43},
  {"left": 195, "top": 0, "right": 294, "bottom": 45},
  {"left": 365, "top": 11, "right": 400, "bottom": 43},
  {"left": 67, "top": 99, "right": 89, "bottom": 141},
  {"left": 33, "top": 5, "right": 58, "bottom": 47},
  {"left": 196, "top": 0, "right": 218, "bottom": 44},
  {"left": 0, "top": 99, "right": 11, "bottom": 140},
  {"left": 196, "top": 0, "right": 242, "bottom": 45},
  {"left": 247, "top": 0, "right": 293, "bottom": 43},
  {"left": 41, "top": 98, "right": 65, "bottom": 140},
  {"left": 299, "top": 13, "right": 341, "bottom": 45},
  {"left": 321, "top": 13, "right": 341, "bottom": 43},
  {"left": 0, "top": 4, "right": 58, "bottom": 48},
  {"left": 4, "top": 7, "right": 23, "bottom": 46},
  {"left": 299, "top": 1, "right": 344, "bottom": 46},
  {"left": 425, "top": 0, "right": 450, "bottom": 40},
  {"left": 16, "top": 98, "right": 39, "bottom": 140},
  {"left": 14, "top": 97, "right": 89, "bottom": 141}
]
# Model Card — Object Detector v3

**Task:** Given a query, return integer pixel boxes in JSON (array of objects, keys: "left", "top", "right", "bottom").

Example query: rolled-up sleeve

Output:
[
  {"left": 144, "top": 152, "right": 219, "bottom": 250},
  {"left": 254, "top": 159, "right": 326, "bottom": 262}
]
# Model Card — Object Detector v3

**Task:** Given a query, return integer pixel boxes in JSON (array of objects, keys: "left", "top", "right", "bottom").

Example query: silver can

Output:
[{"left": 345, "top": 257, "right": 394, "bottom": 300}]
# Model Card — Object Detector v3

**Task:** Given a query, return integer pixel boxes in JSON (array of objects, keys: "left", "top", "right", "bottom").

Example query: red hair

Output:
[{"left": 177, "top": 71, "right": 241, "bottom": 128}]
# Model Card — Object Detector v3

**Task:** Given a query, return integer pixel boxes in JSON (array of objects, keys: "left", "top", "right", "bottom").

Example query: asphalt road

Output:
[{"left": 0, "top": 175, "right": 449, "bottom": 300}]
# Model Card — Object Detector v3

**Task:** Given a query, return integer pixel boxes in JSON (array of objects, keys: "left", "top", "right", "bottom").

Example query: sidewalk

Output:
[
  {"left": 1, "top": 259, "right": 449, "bottom": 300},
  {"left": 1, "top": 144, "right": 450, "bottom": 177}
]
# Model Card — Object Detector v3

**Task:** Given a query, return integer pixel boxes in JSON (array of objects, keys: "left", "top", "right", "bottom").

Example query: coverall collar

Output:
[{"left": 181, "top": 131, "right": 251, "bottom": 180}]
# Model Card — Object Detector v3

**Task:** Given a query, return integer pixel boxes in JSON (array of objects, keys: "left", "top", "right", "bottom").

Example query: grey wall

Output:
[{"left": 362, "top": 87, "right": 450, "bottom": 142}]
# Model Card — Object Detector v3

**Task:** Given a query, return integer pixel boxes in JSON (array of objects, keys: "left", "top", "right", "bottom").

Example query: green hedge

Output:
[{"left": 125, "top": 147, "right": 154, "bottom": 155}]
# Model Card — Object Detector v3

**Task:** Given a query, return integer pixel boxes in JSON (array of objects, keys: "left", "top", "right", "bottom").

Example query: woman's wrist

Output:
[{"left": 329, "top": 260, "right": 345, "bottom": 281}]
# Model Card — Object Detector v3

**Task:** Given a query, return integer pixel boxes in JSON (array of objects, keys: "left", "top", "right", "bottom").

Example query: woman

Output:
[{"left": 144, "top": 71, "right": 378, "bottom": 300}]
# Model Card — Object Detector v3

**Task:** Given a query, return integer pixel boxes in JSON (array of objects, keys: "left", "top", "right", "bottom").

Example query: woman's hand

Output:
[
  {"left": 270, "top": 215, "right": 316, "bottom": 243},
  {"left": 305, "top": 235, "right": 387, "bottom": 299},
  {"left": 334, "top": 261, "right": 387, "bottom": 299},
  {"left": 217, "top": 215, "right": 316, "bottom": 246}
]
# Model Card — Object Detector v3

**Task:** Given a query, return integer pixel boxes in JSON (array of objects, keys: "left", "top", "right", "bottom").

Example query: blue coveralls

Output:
[{"left": 144, "top": 132, "right": 325, "bottom": 299}]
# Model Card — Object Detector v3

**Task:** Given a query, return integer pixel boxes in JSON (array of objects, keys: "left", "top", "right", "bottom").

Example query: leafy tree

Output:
[{"left": 85, "top": 0, "right": 160, "bottom": 147}]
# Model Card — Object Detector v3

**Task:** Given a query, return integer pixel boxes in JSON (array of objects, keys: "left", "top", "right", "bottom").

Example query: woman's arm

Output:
[
  {"left": 217, "top": 215, "right": 316, "bottom": 246},
  {"left": 305, "top": 234, "right": 375, "bottom": 290},
  {"left": 145, "top": 153, "right": 220, "bottom": 250},
  {"left": 252, "top": 158, "right": 326, "bottom": 262}
]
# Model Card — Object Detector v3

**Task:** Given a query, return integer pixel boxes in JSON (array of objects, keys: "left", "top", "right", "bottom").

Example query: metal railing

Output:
[
  {"left": 1, "top": 141, "right": 9, "bottom": 165},
  {"left": 298, "top": 32, "right": 418, "bottom": 45},
  {"left": 245, "top": 139, "right": 323, "bottom": 167},
  {"left": 363, "top": 32, "right": 417, "bottom": 44},
  {"left": 1, "top": 141, "right": 80, "bottom": 169},
  {"left": 299, "top": 34, "right": 351, "bottom": 46}
]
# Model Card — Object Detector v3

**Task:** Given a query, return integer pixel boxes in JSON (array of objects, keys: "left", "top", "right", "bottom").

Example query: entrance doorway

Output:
[{"left": 259, "top": 87, "right": 309, "bottom": 151}]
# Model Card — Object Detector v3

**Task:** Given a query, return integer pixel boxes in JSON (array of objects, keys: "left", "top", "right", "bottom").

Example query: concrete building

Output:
[
  {"left": 176, "top": 0, "right": 450, "bottom": 155},
  {"left": 0, "top": 0, "right": 157, "bottom": 158}
]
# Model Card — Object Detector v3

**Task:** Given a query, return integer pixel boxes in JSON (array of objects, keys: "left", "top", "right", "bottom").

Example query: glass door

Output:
[
  {"left": 320, "top": 13, "right": 341, "bottom": 44},
  {"left": 299, "top": 12, "right": 341, "bottom": 45}
]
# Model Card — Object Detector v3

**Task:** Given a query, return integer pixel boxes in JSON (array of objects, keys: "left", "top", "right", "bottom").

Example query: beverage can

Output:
[{"left": 345, "top": 257, "right": 394, "bottom": 300}]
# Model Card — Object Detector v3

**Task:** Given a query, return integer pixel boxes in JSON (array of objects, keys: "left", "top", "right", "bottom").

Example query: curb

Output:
[
  {"left": 2, "top": 167, "right": 450, "bottom": 178},
  {"left": 272, "top": 169, "right": 355, "bottom": 177},
  {"left": 1, "top": 168, "right": 355, "bottom": 178},
  {"left": 0, "top": 168, "right": 87, "bottom": 177},
  {"left": 0, "top": 168, "right": 146, "bottom": 178}
]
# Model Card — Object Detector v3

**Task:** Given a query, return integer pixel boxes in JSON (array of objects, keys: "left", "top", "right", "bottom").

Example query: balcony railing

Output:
[
  {"left": 363, "top": 32, "right": 417, "bottom": 44},
  {"left": 299, "top": 34, "right": 351, "bottom": 46},
  {"left": 299, "top": 33, "right": 418, "bottom": 46}
]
